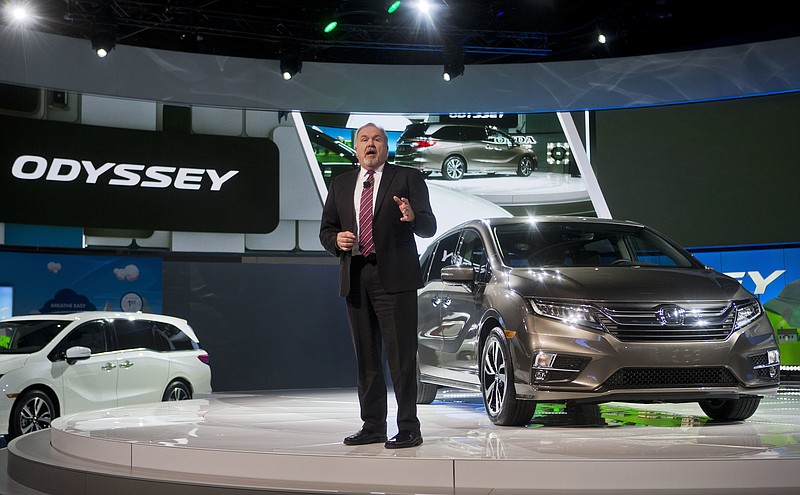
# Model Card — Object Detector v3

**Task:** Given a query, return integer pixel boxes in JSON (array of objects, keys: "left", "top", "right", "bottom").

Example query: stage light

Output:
[
  {"left": 9, "top": 5, "right": 30, "bottom": 22},
  {"left": 598, "top": 33, "right": 608, "bottom": 44},
  {"left": 416, "top": 0, "right": 432, "bottom": 15},
  {"left": 4, "top": 2, "right": 35, "bottom": 26},
  {"left": 91, "top": 24, "right": 117, "bottom": 58},
  {"left": 387, "top": 1, "right": 401, "bottom": 14},
  {"left": 442, "top": 44, "right": 464, "bottom": 82},
  {"left": 323, "top": 20, "right": 338, "bottom": 33},
  {"left": 443, "top": 62, "right": 464, "bottom": 81},
  {"left": 280, "top": 50, "right": 302, "bottom": 80}
]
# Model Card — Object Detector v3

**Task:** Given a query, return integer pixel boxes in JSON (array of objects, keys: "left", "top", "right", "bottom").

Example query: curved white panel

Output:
[{"left": 1, "top": 31, "right": 799, "bottom": 113}]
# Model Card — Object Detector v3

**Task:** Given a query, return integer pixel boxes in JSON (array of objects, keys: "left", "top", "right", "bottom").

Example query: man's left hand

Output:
[{"left": 393, "top": 196, "right": 415, "bottom": 223}]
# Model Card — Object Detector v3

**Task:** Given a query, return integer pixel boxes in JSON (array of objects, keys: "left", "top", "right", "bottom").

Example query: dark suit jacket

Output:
[{"left": 320, "top": 164, "right": 437, "bottom": 296}]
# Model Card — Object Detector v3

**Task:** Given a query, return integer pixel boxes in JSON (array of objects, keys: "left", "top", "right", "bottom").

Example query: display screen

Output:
[
  {"left": 0, "top": 286, "right": 12, "bottom": 320},
  {"left": 303, "top": 111, "right": 594, "bottom": 219}
]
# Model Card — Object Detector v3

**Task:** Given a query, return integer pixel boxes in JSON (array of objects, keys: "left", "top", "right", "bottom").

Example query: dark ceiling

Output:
[{"left": 17, "top": 1, "right": 800, "bottom": 65}]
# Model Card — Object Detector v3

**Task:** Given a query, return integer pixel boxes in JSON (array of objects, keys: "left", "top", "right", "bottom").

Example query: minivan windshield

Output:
[
  {"left": 494, "top": 222, "right": 699, "bottom": 269},
  {"left": 0, "top": 320, "right": 67, "bottom": 354}
]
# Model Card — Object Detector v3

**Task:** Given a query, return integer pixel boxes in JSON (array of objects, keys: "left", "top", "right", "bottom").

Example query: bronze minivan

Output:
[
  {"left": 416, "top": 217, "right": 780, "bottom": 425},
  {"left": 395, "top": 123, "right": 537, "bottom": 180}
]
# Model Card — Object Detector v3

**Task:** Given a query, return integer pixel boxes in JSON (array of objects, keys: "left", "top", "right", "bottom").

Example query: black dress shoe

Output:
[
  {"left": 343, "top": 429, "right": 387, "bottom": 446},
  {"left": 384, "top": 430, "right": 423, "bottom": 449}
]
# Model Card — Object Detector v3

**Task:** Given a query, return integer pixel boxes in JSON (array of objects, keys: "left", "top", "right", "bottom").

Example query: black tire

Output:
[
  {"left": 417, "top": 382, "right": 438, "bottom": 404},
  {"left": 162, "top": 380, "right": 192, "bottom": 401},
  {"left": 442, "top": 155, "right": 466, "bottom": 180},
  {"left": 699, "top": 396, "right": 761, "bottom": 421},
  {"left": 9, "top": 389, "right": 56, "bottom": 439},
  {"left": 480, "top": 328, "right": 536, "bottom": 426},
  {"left": 416, "top": 360, "right": 438, "bottom": 404},
  {"left": 517, "top": 155, "right": 535, "bottom": 177}
]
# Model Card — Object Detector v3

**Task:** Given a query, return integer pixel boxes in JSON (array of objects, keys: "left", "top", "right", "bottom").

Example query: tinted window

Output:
[
  {"left": 63, "top": 321, "right": 109, "bottom": 355},
  {"left": 112, "top": 319, "right": 158, "bottom": 351},
  {"left": 153, "top": 321, "right": 196, "bottom": 351},
  {"left": 488, "top": 129, "right": 512, "bottom": 146},
  {"left": 0, "top": 320, "right": 66, "bottom": 354},
  {"left": 420, "top": 244, "right": 435, "bottom": 283},
  {"left": 401, "top": 123, "right": 429, "bottom": 139},
  {"left": 428, "top": 232, "right": 461, "bottom": 282},
  {"left": 456, "top": 229, "right": 491, "bottom": 283},
  {"left": 432, "top": 126, "right": 461, "bottom": 140},
  {"left": 462, "top": 126, "right": 487, "bottom": 141}
]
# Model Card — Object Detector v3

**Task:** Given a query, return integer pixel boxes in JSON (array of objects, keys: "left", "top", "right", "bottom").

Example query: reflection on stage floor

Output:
[{"left": 2, "top": 385, "right": 800, "bottom": 494}]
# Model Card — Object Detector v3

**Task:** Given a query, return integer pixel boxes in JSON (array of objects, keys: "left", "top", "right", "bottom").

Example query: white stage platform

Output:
[
  {"left": 3, "top": 386, "right": 800, "bottom": 494},
  {"left": 428, "top": 171, "right": 590, "bottom": 208}
]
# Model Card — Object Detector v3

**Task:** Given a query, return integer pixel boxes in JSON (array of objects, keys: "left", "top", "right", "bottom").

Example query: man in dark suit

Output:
[{"left": 320, "top": 122, "right": 436, "bottom": 449}]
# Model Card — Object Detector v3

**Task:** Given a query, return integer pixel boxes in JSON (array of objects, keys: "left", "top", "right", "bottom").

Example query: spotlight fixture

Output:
[
  {"left": 6, "top": 3, "right": 34, "bottom": 25},
  {"left": 387, "top": 1, "right": 401, "bottom": 14},
  {"left": 598, "top": 33, "right": 608, "bottom": 44},
  {"left": 280, "top": 49, "right": 302, "bottom": 80},
  {"left": 442, "top": 44, "right": 464, "bottom": 82},
  {"left": 90, "top": 23, "right": 117, "bottom": 58},
  {"left": 323, "top": 20, "right": 338, "bottom": 33},
  {"left": 416, "top": 0, "right": 432, "bottom": 15}
]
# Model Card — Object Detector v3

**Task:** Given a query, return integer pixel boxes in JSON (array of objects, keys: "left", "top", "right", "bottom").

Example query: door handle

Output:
[
  {"left": 119, "top": 360, "right": 134, "bottom": 369},
  {"left": 101, "top": 362, "right": 116, "bottom": 371}
]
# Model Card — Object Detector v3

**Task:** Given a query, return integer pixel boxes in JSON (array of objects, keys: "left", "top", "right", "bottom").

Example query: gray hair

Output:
[{"left": 355, "top": 122, "right": 388, "bottom": 143}]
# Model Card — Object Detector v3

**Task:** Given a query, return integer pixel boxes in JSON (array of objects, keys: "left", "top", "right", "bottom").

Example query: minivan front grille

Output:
[
  {"left": 596, "top": 303, "right": 735, "bottom": 342},
  {"left": 601, "top": 367, "right": 740, "bottom": 389}
]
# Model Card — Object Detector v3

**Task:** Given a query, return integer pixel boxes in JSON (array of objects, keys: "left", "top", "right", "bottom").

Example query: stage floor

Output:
[{"left": 3, "top": 385, "right": 800, "bottom": 494}]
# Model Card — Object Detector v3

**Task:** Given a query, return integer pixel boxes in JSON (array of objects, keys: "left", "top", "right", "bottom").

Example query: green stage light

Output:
[
  {"left": 387, "top": 2, "right": 401, "bottom": 14},
  {"left": 323, "top": 21, "right": 337, "bottom": 33}
]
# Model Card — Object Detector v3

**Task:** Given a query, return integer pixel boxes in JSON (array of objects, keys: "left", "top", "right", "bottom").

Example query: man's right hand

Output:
[{"left": 337, "top": 231, "right": 356, "bottom": 251}]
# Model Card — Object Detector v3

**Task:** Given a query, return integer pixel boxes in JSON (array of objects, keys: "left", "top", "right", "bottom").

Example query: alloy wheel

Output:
[
  {"left": 482, "top": 337, "right": 507, "bottom": 416},
  {"left": 518, "top": 156, "right": 534, "bottom": 176},
  {"left": 443, "top": 156, "right": 465, "bottom": 180},
  {"left": 20, "top": 396, "right": 52, "bottom": 434}
]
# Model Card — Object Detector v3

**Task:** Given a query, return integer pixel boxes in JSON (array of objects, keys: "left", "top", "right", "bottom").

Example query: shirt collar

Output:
[{"left": 359, "top": 164, "right": 384, "bottom": 179}]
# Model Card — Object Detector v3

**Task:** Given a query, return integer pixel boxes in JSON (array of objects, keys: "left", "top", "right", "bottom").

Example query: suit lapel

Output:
[
  {"left": 342, "top": 169, "right": 360, "bottom": 230},
  {"left": 375, "top": 164, "right": 396, "bottom": 217}
]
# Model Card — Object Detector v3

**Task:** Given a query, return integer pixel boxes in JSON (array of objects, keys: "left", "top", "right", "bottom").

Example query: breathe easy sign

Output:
[{"left": 0, "top": 115, "right": 279, "bottom": 233}]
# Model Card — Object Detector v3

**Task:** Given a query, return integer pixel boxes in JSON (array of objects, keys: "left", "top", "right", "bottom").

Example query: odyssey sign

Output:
[
  {"left": 0, "top": 115, "right": 279, "bottom": 233},
  {"left": 11, "top": 155, "right": 239, "bottom": 191},
  {"left": 725, "top": 270, "right": 785, "bottom": 296}
]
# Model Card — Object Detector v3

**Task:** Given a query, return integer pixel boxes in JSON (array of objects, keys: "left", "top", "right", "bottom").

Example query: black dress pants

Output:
[{"left": 345, "top": 255, "right": 420, "bottom": 434}]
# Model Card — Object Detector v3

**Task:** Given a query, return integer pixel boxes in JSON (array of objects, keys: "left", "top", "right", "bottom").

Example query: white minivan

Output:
[{"left": 0, "top": 311, "right": 212, "bottom": 439}]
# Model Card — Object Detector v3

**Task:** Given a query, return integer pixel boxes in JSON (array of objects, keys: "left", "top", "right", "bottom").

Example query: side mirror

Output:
[
  {"left": 441, "top": 265, "right": 475, "bottom": 284},
  {"left": 65, "top": 345, "right": 91, "bottom": 364}
]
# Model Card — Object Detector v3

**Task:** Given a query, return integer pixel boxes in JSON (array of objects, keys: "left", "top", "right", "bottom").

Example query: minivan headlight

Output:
[
  {"left": 530, "top": 299, "right": 605, "bottom": 332},
  {"left": 733, "top": 299, "right": 763, "bottom": 330}
]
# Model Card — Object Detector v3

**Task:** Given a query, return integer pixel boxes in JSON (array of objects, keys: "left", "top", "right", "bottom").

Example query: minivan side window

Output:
[
  {"left": 462, "top": 126, "right": 487, "bottom": 141},
  {"left": 420, "top": 243, "right": 436, "bottom": 284},
  {"left": 112, "top": 319, "right": 158, "bottom": 351},
  {"left": 153, "top": 321, "right": 196, "bottom": 351},
  {"left": 52, "top": 320, "right": 109, "bottom": 358},
  {"left": 456, "top": 229, "right": 491, "bottom": 284},
  {"left": 428, "top": 232, "right": 461, "bottom": 282},
  {"left": 432, "top": 126, "right": 461, "bottom": 141}
]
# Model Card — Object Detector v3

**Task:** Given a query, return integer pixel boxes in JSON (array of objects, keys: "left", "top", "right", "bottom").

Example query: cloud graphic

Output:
[
  {"left": 114, "top": 264, "right": 140, "bottom": 282},
  {"left": 47, "top": 261, "right": 62, "bottom": 274},
  {"left": 39, "top": 288, "right": 97, "bottom": 313}
]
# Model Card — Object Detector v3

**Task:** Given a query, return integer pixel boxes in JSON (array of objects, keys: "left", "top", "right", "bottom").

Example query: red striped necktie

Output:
[{"left": 358, "top": 170, "right": 375, "bottom": 256}]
